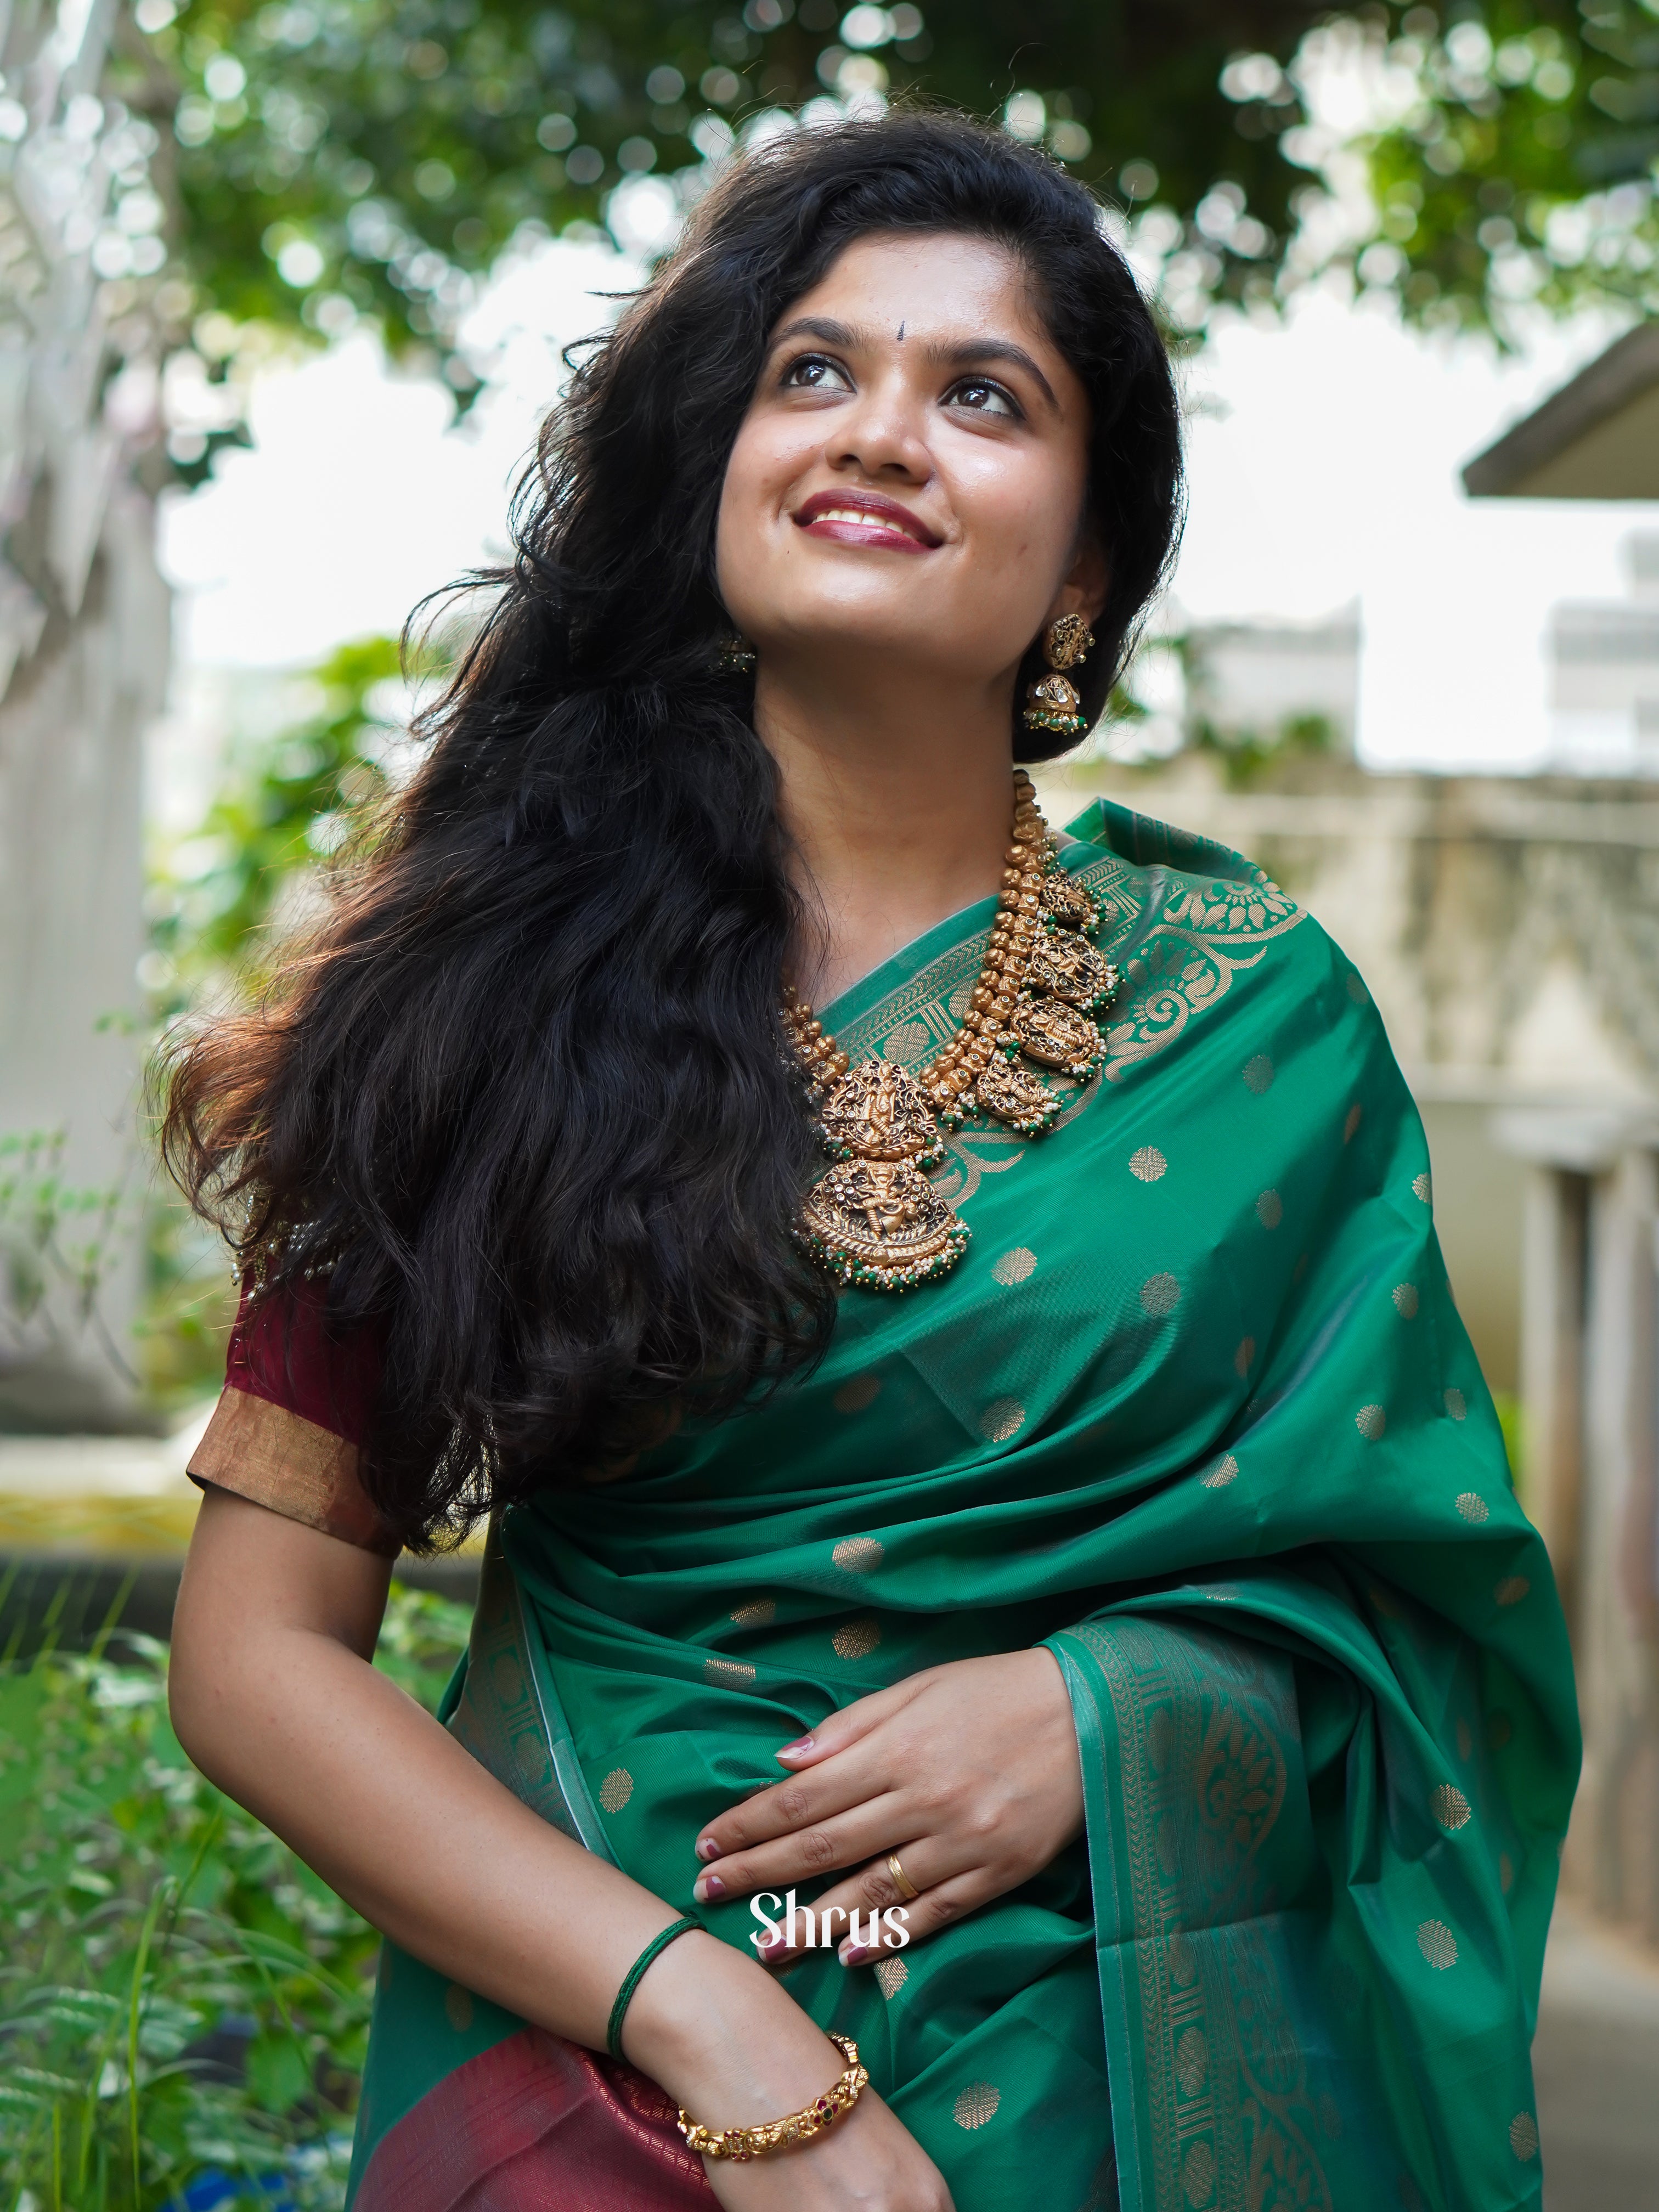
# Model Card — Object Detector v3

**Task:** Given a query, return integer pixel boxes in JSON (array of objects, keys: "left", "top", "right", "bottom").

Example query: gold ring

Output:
[{"left": 885, "top": 1850, "right": 921, "bottom": 1903}]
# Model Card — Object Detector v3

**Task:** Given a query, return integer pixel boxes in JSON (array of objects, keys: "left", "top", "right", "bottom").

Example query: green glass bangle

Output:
[{"left": 606, "top": 1914, "right": 702, "bottom": 2061}]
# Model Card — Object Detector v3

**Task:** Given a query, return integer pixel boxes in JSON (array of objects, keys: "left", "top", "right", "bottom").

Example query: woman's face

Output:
[{"left": 715, "top": 230, "right": 1103, "bottom": 695}]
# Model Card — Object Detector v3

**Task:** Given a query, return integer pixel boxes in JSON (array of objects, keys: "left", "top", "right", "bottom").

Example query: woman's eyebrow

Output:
[
  {"left": 769, "top": 318, "right": 1057, "bottom": 410},
  {"left": 925, "top": 337, "right": 1058, "bottom": 411},
  {"left": 770, "top": 314, "right": 863, "bottom": 353}
]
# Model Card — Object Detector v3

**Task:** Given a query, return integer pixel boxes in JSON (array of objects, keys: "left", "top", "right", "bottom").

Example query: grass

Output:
[{"left": 0, "top": 1582, "right": 470, "bottom": 2212}]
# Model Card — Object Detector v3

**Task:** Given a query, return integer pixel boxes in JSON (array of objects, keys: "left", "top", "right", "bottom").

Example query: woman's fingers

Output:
[
  {"left": 695, "top": 1670, "right": 952, "bottom": 1865},
  {"left": 754, "top": 1839, "right": 943, "bottom": 1962},
  {"left": 695, "top": 1725, "right": 902, "bottom": 1864},
  {"left": 769, "top": 1673, "right": 932, "bottom": 1771},
  {"left": 694, "top": 1790, "right": 909, "bottom": 1906},
  {"left": 789, "top": 1840, "right": 939, "bottom": 1946},
  {"left": 842, "top": 1868, "right": 988, "bottom": 1960},
  {"left": 755, "top": 1849, "right": 991, "bottom": 1967}
]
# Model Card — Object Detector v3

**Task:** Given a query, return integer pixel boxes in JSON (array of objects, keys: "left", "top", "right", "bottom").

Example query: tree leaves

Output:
[{"left": 117, "top": 0, "right": 1656, "bottom": 380}]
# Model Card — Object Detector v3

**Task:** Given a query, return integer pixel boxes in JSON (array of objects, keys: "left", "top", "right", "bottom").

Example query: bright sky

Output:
[
  {"left": 1174, "top": 292, "right": 1658, "bottom": 771},
  {"left": 157, "top": 232, "right": 1659, "bottom": 776}
]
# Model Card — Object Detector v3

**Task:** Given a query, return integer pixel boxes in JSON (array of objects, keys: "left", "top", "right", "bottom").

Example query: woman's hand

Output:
[
  {"left": 625, "top": 1928, "right": 953, "bottom": 2210},
  {"left": 690, "top": 1649, "right": 1082, "bottom": 1963}
]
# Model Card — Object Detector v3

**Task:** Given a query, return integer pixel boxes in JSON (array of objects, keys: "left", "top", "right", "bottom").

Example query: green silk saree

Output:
[{"left": 346, "top": 801, "right": 1578, "bottom": 2212}]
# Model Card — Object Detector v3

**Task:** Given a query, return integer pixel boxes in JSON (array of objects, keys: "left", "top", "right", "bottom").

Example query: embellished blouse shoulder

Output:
[{"left": 188, "top": 1274, "right": 397, "bottom": 1556}]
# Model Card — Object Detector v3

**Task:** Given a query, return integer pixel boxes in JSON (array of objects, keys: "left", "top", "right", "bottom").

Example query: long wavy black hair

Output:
[{"left": 162, "top": 109, "right": 1184, "bottom": 1550}]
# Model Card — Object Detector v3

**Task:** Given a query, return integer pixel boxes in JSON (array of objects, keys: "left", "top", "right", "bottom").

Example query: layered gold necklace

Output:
[{"left": 782, "top": 772, "right": 1118, "bottom": 1291}]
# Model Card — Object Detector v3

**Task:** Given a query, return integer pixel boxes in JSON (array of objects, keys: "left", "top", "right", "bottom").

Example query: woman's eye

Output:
[
  {"left": 782, "top": 354, "right": 853, "bottom": 394},
  {"left": 947, "top": 379, "right": 1019, "bottom": 419}
]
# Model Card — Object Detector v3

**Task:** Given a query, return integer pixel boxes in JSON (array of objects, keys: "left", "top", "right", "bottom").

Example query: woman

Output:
[{"left": 164, "top": 114, "right": 1577, "bottom": 2212}]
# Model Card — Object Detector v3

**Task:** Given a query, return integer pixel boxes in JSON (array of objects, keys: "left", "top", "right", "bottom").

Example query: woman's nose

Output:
[{"left": 826, "top": 373, "right": 932, "bottom": 482}]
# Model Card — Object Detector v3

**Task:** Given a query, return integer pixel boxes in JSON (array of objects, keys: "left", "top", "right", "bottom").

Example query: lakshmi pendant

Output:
[
  {"left": 1039, "top": 872, "right": 1099, "bottom": 936},
  {"left": 800, "top": 1059, "right": 967, "bottom": 1289},
  {"left": 1028, "top": 932, "right": 1118, "bottom": 1011},
  {"left": 819, "top": 1058, "right": 944, "bottom": 1170},
  {"left": 800, "top": 1150, "right": 969, "bottom": 1289},
  {"left": 972, "top": 1051, "right": 1060, "bottom": 1136},
  {"left": 1008, "top": 995, "right": 1104, "bottom": 1079}
]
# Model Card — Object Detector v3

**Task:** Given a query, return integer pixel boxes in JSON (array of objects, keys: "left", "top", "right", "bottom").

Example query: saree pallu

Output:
[{"left": 344, "top": 802, "right": 1578, "bottom": 2212}]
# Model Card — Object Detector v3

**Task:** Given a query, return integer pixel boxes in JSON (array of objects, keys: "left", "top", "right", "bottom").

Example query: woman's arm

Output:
[{"left": 170, "top": 1487, "right": 951, "bottom": 2211}]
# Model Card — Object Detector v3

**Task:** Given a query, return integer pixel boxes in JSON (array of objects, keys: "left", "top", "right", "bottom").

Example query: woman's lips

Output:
[{"left": 793, "top": 492, "right": 939, "bottom": 554}]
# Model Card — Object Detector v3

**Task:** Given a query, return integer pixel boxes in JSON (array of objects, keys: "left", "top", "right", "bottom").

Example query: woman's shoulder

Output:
[
  {"left": 1060, "top": 793, "right": 1277, "bottom": 893},
  {"left": 1058, "top": 795, "right": 1377, "bottom": 1076},
  {"left": 187, "top": 1272, "right": 398, "bottom": 1555},
  {"left": 1062, "top": 794, "right": 1327, "bottom": 966}
]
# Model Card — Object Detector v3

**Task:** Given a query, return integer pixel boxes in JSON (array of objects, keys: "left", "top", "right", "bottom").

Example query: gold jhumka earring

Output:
[{"left": 1022, "top": 613, "right": 1094, "bottom": 738}]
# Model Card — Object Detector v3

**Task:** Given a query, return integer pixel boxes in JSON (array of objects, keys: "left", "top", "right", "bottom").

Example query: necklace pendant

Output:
[
  {"left": 1028, "top": 933, "right": 1119, "bottom": 1011},
  {"left": 800, "top": 1156, "right": 969, "bottom": 1290},
  {"left": 1008, "top": 993, "right": 1104, "bottom": 1079},
  {"left": 973, "top": 1051, "right": 1059, "bottom": 1136},
  {"left": 1039, "top": 872, "right": 1100, "bottom": 937},
  {"left": 820, "top": 1058, "right": 945, "bottom": 1171},
  {"left": 802, "top": 1056, "right": 967, "bottom": 1288}
]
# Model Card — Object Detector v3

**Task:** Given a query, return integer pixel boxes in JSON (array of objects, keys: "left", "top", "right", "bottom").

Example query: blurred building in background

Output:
[
  {"left": 1184, "top": 602, "right": 1361, "bottom": 754},
  {"left": 1460, "top": 334, "right": 1659, "bottom": 1951},
  {"left": 1547, "top": 533, "right": 1659, "bottom": 776}
]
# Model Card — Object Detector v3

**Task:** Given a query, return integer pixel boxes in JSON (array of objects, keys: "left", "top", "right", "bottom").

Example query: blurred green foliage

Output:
[
  {"left": 1363, "top": 1, "right": 1659, "bottom": 332},
  {"left": 97, "top": 0, "right": 1659, "bottom": 431},
  {"left": 127, "top": 0, "right": 1335, "bottom": 359},
  {"left": 1, "top": 1132, "right": 138, "bottom": 1394},
  {"left": 1094, "top": 630, "right": 1341, "bottom": 788},
  {"left": 146, "top": 636, "right": 420, "bottom": 1012},
  {"left": 1492, "top": 1386, "right": 1523, "bottom": 1483},
  {"left": 0, "top": 1582, "right": 469, "bottom": 2211},
  {"left": 1186, "top": 708, "right": 1338, "bottom": 789},
  {"left": 140, "top": 635, "right": 433, "bottom": 1410},
  {"left": 137, "top": 1201, "right": 239, "bottom": 1417}
]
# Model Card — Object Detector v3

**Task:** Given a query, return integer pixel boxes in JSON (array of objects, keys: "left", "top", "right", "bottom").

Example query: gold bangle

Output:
[{"left": 676, "top": 2033, "right": 869, "bottom": 2162}]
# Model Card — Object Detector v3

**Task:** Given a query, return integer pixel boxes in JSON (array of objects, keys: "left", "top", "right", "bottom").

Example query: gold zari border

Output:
[{"left": 188, "top": 1386, "right": 398, "bottom": 1556}]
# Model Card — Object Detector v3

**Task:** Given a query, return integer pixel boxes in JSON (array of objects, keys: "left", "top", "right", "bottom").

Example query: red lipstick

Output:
[{"left": 793, "top": 488, "right": 941, "bottom": 552}]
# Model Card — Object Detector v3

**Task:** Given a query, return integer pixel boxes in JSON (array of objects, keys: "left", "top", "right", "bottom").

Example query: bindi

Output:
[{"left": 896, "top": 321, "right": 905, "bottom": 341}]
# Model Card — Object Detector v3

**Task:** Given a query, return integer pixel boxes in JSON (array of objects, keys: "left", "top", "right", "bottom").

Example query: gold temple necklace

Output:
[{"left": 782, "top": 771, "right": 1119, "bottom": 1291}]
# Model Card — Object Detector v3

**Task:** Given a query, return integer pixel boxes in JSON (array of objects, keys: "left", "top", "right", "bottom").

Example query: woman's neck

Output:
[{"left": 755, "top": 656, "right": 1018, "bottom": 1013}]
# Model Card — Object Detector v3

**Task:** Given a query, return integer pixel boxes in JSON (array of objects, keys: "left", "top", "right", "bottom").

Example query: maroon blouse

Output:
[{"left": 189, "top": 1277, "right": 398, "bottom": 1555}]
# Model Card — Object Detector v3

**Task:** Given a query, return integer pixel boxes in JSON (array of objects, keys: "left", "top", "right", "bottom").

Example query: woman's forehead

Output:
[{"left": 776, "top": 231, "right": 1047, "bottom": 347}]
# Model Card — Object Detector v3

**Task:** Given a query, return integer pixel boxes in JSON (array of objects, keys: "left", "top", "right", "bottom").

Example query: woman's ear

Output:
[{"left": 1049, "top": 528, "right": 1110, "bottom": 634}]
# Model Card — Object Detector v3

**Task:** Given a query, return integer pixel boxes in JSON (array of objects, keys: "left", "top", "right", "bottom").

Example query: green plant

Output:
[
  {"left": 1185, "top": 709, "right": 1338, "bottom": 791},
  {"left": 1490, "top": 1388, "right": 1523, "bottom": 1485},
  {"left": 1362, "top": 3, "right": 1659, "bottom": 338},
  {"left": 0, "top": 1582, "right": 470, "bottom": 2211},
  {"left": 0, "top": 1130, "right": 140, "bottom": 1397}
]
